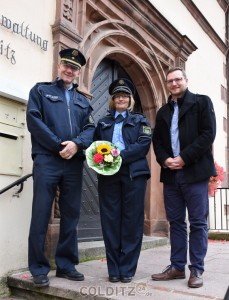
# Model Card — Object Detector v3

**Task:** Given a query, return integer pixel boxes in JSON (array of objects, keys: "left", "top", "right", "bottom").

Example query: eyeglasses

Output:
[
  {"left": 166, "top": 77, "right": 183, "bottom": 85},
  {"left": 113, "top": 94, "right": 130, "bottom": 100}
]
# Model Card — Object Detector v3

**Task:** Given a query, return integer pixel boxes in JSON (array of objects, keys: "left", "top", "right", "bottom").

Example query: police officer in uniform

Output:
[
  {"left": 27, "top": 48, "right": 95, "bottom": 287},
  {"left": 94, "top": 78, "right": 152, "bottom": 283}
]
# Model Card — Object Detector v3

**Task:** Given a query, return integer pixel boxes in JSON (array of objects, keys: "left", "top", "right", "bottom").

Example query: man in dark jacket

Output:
[
  {"left": 27, "top": 48, "right": 95, "bottom": 287},
  {"left": 152, "top": 67, "right": 216, "bottom": 288}
]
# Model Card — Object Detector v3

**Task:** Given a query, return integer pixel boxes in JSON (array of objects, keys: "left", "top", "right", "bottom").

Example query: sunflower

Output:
[{"left": 96, "top": 143, "right": 111, "bottom": 155}]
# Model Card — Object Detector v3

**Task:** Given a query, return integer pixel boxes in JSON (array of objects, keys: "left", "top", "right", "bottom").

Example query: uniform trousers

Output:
[
  {"left": 98, "top": 165, "right": 147, "bottom": 277},
  {"left": 163, "top": 170, "right": 209, "bottom": 273},
  {"left": 28, "top": 154, "right": 83, "bottom": 276}
]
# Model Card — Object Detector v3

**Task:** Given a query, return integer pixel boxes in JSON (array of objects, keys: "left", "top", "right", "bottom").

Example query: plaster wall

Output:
[
  {"left": 150, "top": 0, "right": 227, "bottom": 170},
  {"left": 192, "top": 0, "right": 226, "bottom": 40},
  {"left": 0, "top": 0, "right": 56, "bottom": 278}
]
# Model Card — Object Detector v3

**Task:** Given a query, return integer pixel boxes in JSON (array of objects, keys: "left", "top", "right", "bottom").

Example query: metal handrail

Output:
[
  {"left": 0, "top": 173, "right": 32, "bottom": 195},
  {"left": 208, "top": 187, "right": 229, "bottom": 231}
]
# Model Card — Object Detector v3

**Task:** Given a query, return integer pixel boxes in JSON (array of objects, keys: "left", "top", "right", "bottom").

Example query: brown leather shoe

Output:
[
  {"left": 151, "top": 265, "right": 185, "bottom": 281},
  {"left": 188, "top": 269, "right": 203, "bottom": 288}
]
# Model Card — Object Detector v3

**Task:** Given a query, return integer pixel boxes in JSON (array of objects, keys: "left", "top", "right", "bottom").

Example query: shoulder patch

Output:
[
  {"left": 142, "top": 126, "right": 152, "bottom": 135},
  {"left": 89, "top": 115, "right": 94, "bottom": 124}
]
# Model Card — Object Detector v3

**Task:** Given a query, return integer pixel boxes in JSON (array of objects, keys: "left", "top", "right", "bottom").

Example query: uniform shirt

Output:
[
  {"left": 112, "top": 111, "right": 127, "bottom": 151},
  {"left": 65, "top": 83, "right": 73, "bottom": 105},
  {"left": 170, "top": 101, "right": 180, "bottom": 157}
]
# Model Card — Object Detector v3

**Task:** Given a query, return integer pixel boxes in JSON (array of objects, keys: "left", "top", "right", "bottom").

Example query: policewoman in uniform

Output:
[
  {"left": 94, "top": 78, "right": 152, "bottom": 283},
  {"left": 27, "top": 48, "right": 95, "bottom": 287}
]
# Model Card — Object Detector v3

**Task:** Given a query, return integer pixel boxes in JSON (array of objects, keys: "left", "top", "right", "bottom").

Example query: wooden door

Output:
[{"left": 78, "top": 58, "right": 142, "bottom": 240}]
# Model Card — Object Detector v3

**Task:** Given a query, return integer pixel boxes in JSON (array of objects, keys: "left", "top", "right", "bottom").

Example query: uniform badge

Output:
[
  {"left": 142, "top": 126, "right": 152, "bottom": 135},
  {"left": 45, "top": 94, "right": 59, "bottom": 100},
  {"left": 119, "top": 79, "right": 125, "bottom": 85},
  {"left": 89, "top": 115, "right": 94, "bottom": 124},
  {"left": 72, "top": 50, "right": 78, "bottom": 56}
]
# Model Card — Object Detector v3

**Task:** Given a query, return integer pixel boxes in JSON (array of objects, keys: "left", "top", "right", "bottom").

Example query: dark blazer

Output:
[{"left": 152, "top": 89, "right": 217, "bottom": 184}]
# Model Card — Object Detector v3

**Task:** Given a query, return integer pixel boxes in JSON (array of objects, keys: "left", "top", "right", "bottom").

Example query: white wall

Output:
[
  {"left": 0, "top": 0, "right": 55, "bottom": 100},
  {"left": 0, "top": 0, "right": 56, "bottom": 278},
  {"left": 192, "top": 0, "right": 226, "bottom": 41},
  {"left": 150, "top": 0, "right": 227, "bottom": 171}
]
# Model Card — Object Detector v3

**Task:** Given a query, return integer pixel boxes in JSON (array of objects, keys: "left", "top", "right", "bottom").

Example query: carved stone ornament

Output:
[{"left": 63, "top": 0, "right": 73, "bottom": 22}]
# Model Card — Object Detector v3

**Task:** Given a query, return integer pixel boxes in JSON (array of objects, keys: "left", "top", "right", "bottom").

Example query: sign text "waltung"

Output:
[{"left": 0, "top": 14, "right": 48, "bottom": 51}]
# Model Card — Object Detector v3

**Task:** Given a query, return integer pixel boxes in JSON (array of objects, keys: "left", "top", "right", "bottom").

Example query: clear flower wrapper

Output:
[{"left": 85, "top": 140, "right": 122, "bottom": 175}]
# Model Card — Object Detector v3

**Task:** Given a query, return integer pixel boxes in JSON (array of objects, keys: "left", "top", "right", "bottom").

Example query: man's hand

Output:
[
  {"left": 164, "top": 156, "right": 185, "bottom": 170},
  {"left": 59, "top": 141, "right": 78, "bottom": 159}
]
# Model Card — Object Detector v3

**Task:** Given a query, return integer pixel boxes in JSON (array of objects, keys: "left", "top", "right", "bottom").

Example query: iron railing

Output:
[
  {"left": 0, "top": 177, "right": 228, "bottom": 231},
  {"left": 208, "top": 187, "right": 229, "bottom": 231},
  {"left": 0, "top": 173, "right": 32, "bottom": 196}
]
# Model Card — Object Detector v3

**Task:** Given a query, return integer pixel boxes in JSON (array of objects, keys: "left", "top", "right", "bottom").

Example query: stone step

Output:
[
  {"left": 79, "top": 235, "right": 168, "bottom": 261},
  {"left": 7, "top": 236, "right": 168, "bottom": 300}
]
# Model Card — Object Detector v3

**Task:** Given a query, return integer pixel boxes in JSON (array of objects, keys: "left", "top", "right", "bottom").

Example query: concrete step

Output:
[
  {"left": 7, "top": 236, "right": 168, "bottom": 300},
  {"left": 79, "top": 235, "right": 168, "bottom": 261}
]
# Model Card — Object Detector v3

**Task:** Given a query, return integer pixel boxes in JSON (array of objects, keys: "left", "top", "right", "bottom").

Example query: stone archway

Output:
[{"left": 50, "top": 0, "right": 197, "bottom": 237}]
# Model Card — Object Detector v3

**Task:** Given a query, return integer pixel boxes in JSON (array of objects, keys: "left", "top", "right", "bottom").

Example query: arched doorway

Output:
[
  {"left": 52, "top": 0, "right": 197, "bottom": 239},
  {"left": 78, "top": 58, "right": 142, "bottom": 240}
]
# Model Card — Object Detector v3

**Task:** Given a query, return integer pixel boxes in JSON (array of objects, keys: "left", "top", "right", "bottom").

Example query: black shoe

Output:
[
  {"left": 33, "top": 275, "right": 49, "bottom": 287},
  {"left": 109, "top": 276, "right": 120, "bottom": 283},
  {"left": 56, "top": 269, "right": 84, "bottom": 281},
  {"left": 121, "top": 276, "right": 132, "bottom": 283}
]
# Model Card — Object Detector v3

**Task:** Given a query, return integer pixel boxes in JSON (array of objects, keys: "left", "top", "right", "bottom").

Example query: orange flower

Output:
[{"left": 208, "top": 162, "right": 225, "bottom": 197}]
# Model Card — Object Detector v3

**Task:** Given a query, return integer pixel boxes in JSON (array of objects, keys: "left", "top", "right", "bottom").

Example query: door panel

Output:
[
  {"left": 78, "top": 59, "right": 114, "bottom": 241},
  {"left": 78, "top": 58, "right": 142, "bottom": 241}
]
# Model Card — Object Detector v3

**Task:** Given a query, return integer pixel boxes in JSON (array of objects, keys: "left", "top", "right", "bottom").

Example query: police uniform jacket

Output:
[
  {"left": 94, "top": 110, "right": 151, "bottom": 179},
  {"left": 152, "top": 89, "right": 217, "bottom": 184},
  {"left": 27, "top": 79, "right": 95, "bottom": 159}
]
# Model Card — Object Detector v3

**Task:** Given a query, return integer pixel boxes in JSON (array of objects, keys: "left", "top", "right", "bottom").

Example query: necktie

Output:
[{"left": 115, "top": 114, "right": 124, "bottom": 124}]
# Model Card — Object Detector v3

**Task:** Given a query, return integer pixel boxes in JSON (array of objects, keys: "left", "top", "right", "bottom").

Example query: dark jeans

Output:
[{"left": 164, "top": 170, "right": 209, "bottom": 273}]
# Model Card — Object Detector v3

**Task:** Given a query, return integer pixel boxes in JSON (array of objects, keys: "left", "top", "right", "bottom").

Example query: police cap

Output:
[
  {"left": 109, "top": 78, "right": 135, "bottom": 96},
  {"left": 59, "top": 48, "right": 86, "bottom": 69}
]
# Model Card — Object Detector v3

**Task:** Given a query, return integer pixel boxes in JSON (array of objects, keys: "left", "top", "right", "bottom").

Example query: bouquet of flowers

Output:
[
  {"left": 85, "top": 141, "right": 122, "bottom": 175},
  {"left": 208, "top": 162, "right": 225, "bottom": 197}
]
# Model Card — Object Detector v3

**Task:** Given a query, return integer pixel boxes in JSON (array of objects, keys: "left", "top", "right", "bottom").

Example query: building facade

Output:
[{"left": 0, "top": 0, "right": 228, "bottom": 281}]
